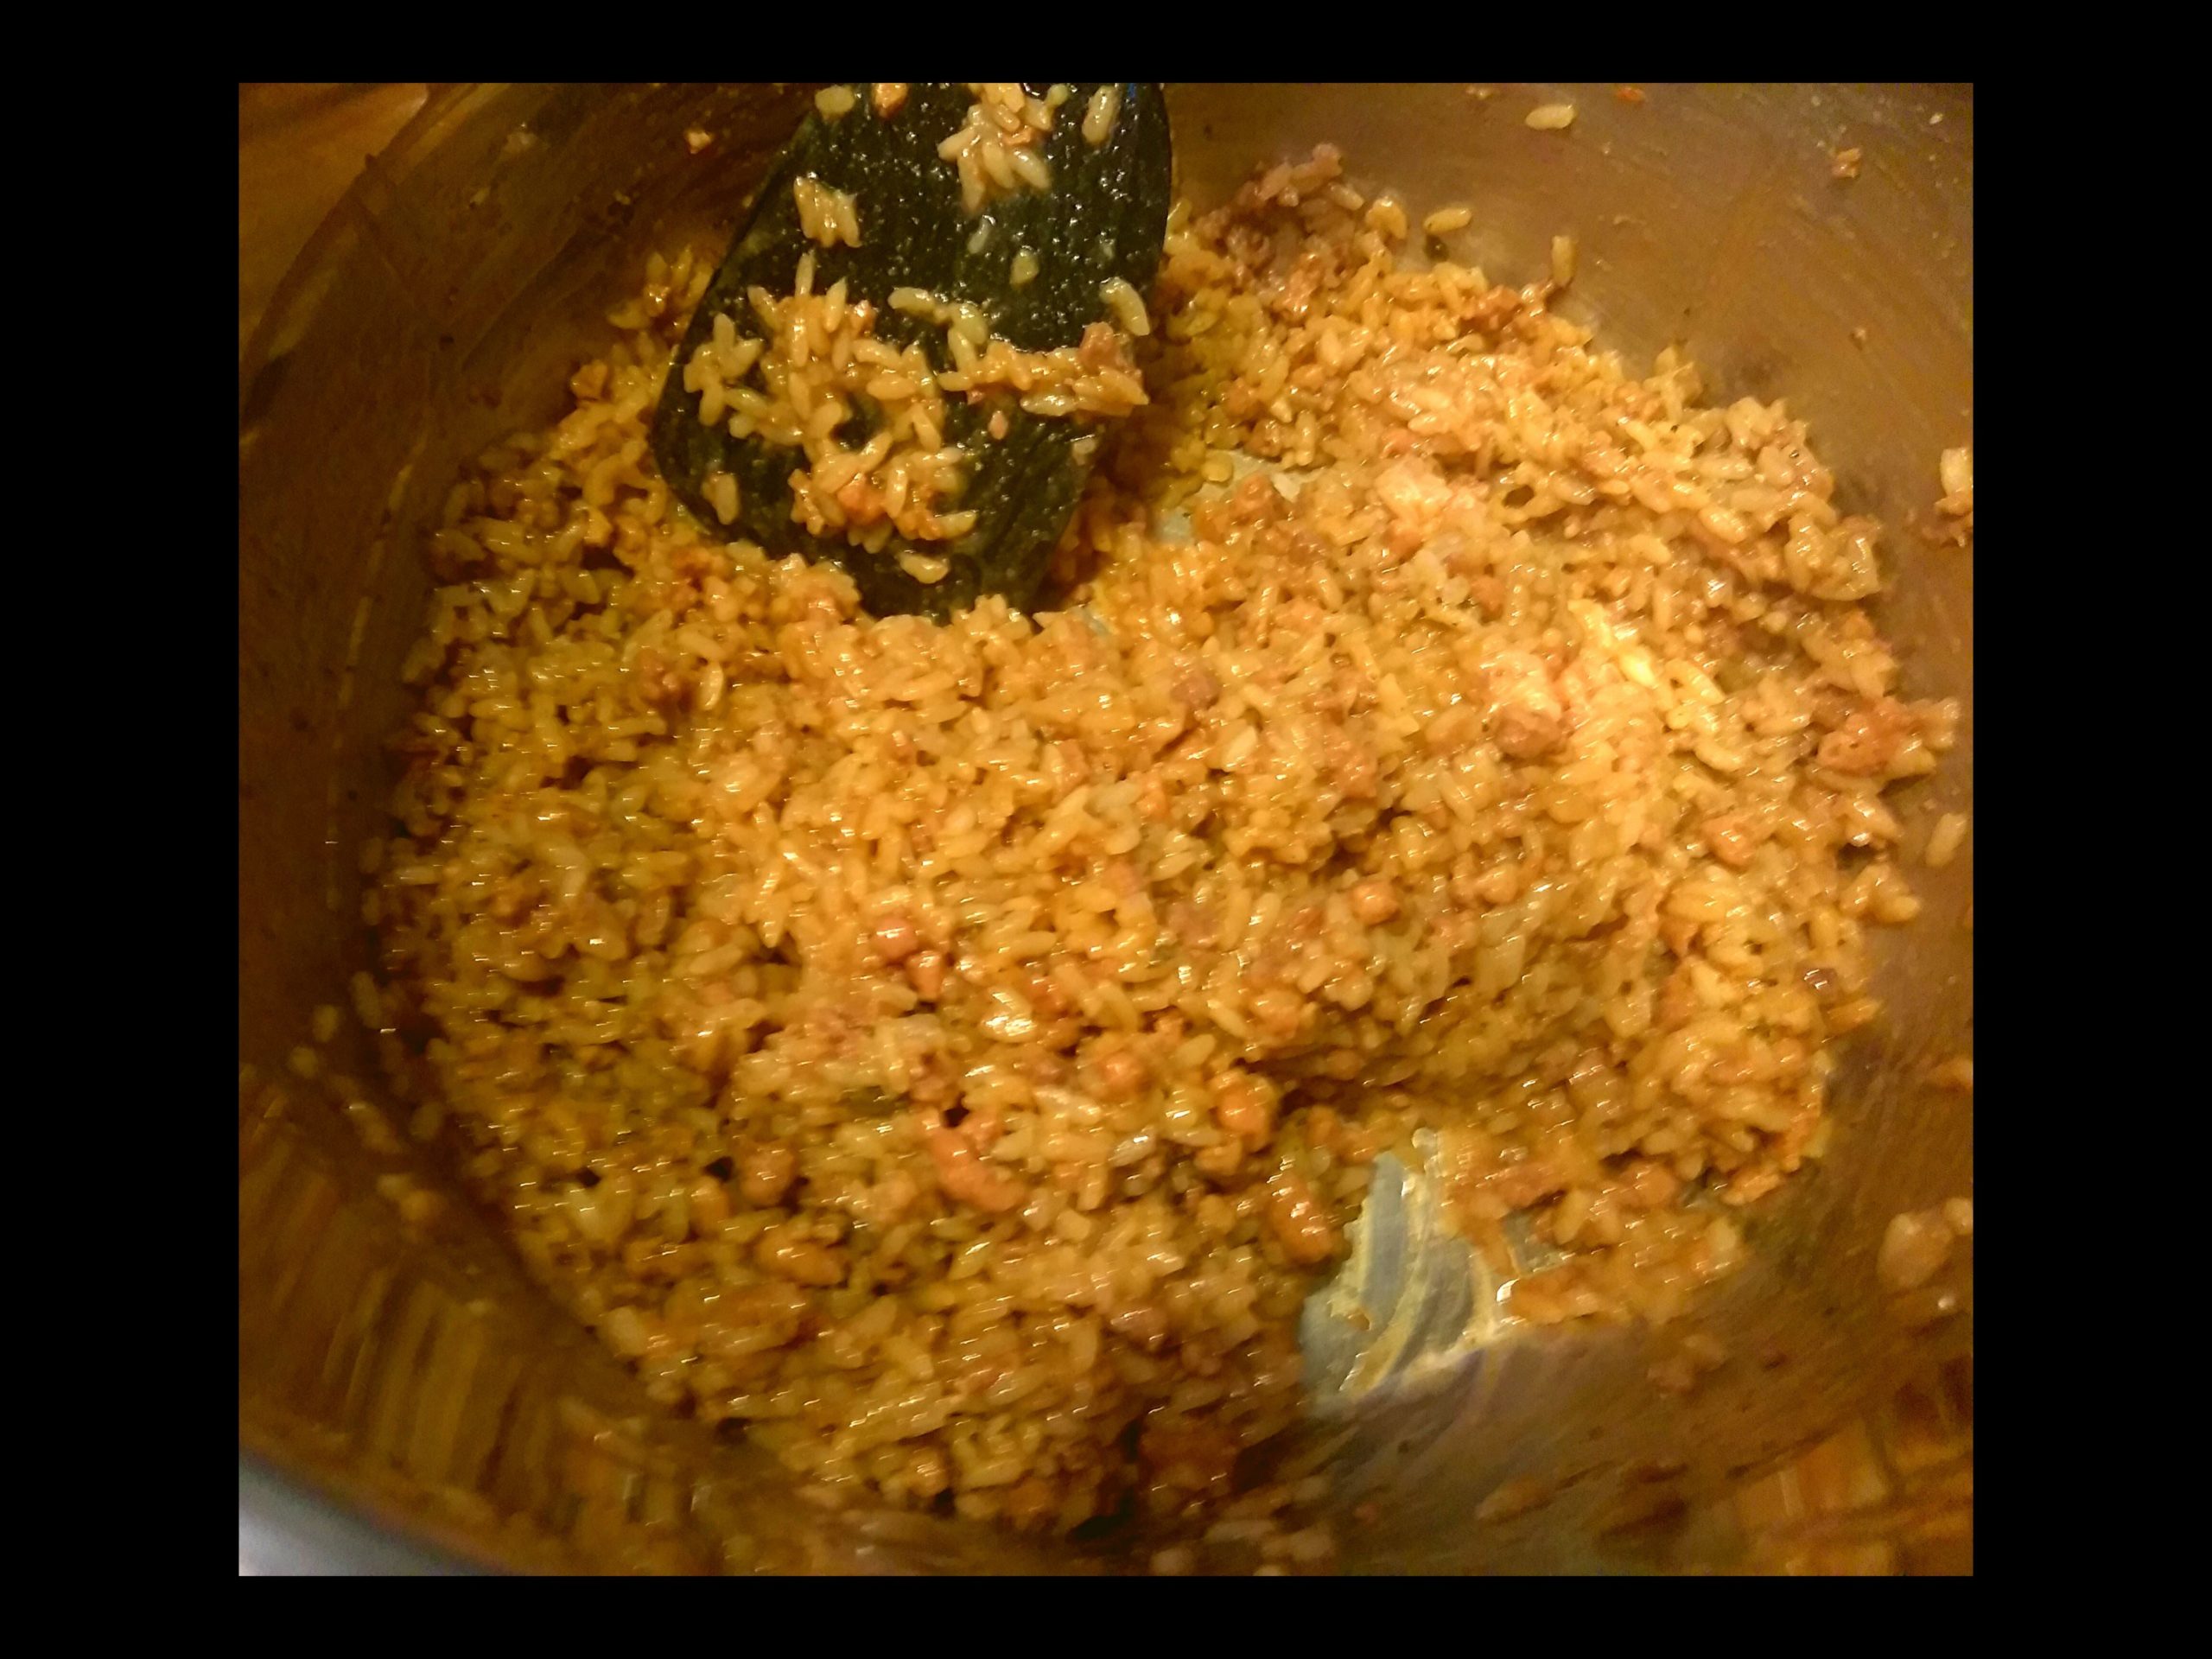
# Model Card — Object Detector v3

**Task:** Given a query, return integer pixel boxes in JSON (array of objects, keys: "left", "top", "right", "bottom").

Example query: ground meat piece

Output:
[
  {"left": 1484, "top": 649, "right": 1569, "bottom": 759},
  {"left": 1817, "top": 697, "right": 1915, "bottom": 776},
  {"left": 1265, "top": 1171, "right": 1342, "bottom": 1264}
]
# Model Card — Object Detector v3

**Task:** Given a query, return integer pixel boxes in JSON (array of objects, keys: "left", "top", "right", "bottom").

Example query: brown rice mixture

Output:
[{"left": 370, "top": 143, "right": 1955, "bottom": 1530}]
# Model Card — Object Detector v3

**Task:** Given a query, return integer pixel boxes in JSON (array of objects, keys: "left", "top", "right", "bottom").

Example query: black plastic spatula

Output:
[{"left": 651, "top": 83, "right": 1172, "bottom": 620}]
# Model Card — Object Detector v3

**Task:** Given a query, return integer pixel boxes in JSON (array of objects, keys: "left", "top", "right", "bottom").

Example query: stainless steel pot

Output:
[{"left": 239, "top": 82, "right": 1973, "bottom": 1573}]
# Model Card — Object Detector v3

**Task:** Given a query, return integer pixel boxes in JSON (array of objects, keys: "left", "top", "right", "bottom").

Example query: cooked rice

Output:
[
  {"left": 703, "top": 467, "right": 740, "bottom": 525},
  {"left": 1526, "top": 103, "right": 1577, "bottom": 131},
  {"left": 1083, "top": 85, "right": 1123, "bottom": 148},
  {"left": 939, "top": 83, "right": 1069, "bottom": 213},
  {"left": 1923, "top": 810, "right": 1967, "bottom": 870},
  {"left": 1423, "top": 207, "right": 1472, "bottom": 237},
  {"left": 815, "top": 86, "right": 857, "bottom": 120},
  {"left": 677, "top": 267, "right": 1142, "bottom": 555},
  {"left": 792, "top": 175, "right": 861, "bottom": 249},
  {"left": 873, "top": 83, "right": 908, "bottom": 119},
  {"left": 370, "top": 141, "right": 1957, "bottom": 1531},
  {"left": 893, "top": 286, "right": 1147, "bottom": 417},
  {"left": 1926, "top": 444, "right": 1974, "bottom": 548},
  {"left": 1099, "top": 276, "right": 1151, "bottom": 338}
]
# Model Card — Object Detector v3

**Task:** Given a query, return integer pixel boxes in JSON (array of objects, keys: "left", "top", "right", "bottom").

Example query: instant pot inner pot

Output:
[{"left": 239, "top": 82, "right": 1972, "bottom": 1573}]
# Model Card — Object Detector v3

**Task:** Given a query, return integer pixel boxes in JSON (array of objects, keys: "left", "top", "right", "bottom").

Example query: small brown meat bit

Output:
[
  {"left": 871, "top": 913, "right": 920, "bottom": 964},
  {"left": 1484, "top": 649, "right": 1569, "bottom": 760},
  {"left": 740, "top": 1143, "right": 797, "bottom": 1206},
  {"left": 1090, "top": 1039, "right": 1148, "bottom": 1102},
  {"left": 1816, "top": 697, "right": 1913, "bottom": 776},
  {"left": 1174, "top": 661, "right": 1221, "bottom": 709},
  {"left": 905, "top": 949, "right": 947, "bottom": 1001},
  {"left": 1347, "top": 876, "right": 1400, "bottom": 925},
  {"left": 632, "top": 647, "right": 690, "bottom": 708},
  {"left": 835, "top": 476, "right": 888, "bottom": 524},
  {"left": 1210, "top": 1067, "right": 1278, "bottom": 1143},
  {"left": 925, "top": 1122, "right": 1026, "bottom": 1213},
  {"left": 755, "top": 1222, "right": 843, "bottom": 1286},
  {"left": 689, "top": 1176, "right": 731, "bottom": 1230},
  {"left": 1077, "top": 321, "right": 1133, "bottom": 372},
  {"left": 1226, "top": 469, "right": 1282, "bottom": 525},
  {"left": 1265, "top": 1171, "right": 1343, "bottom": 1264},
  {"left": 1700, "top": 813, "right": 1764, "bottom": 870}
]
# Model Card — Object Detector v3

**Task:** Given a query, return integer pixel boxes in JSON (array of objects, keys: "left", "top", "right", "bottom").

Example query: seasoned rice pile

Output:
[
  {"left": 678, "top": 252, "right": 1145, "bottom": 577},
  {"left": 369, "top": 144, "right": 1955, "bottom": 1529}
]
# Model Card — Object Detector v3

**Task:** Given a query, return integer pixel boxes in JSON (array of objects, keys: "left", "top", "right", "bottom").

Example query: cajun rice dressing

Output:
[
  {"left": 678, "top": 254, "right": 1146, "bottom": 569},
  {"left": 368, "top": 144, "right": 1956, "bottom": 1530}
]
